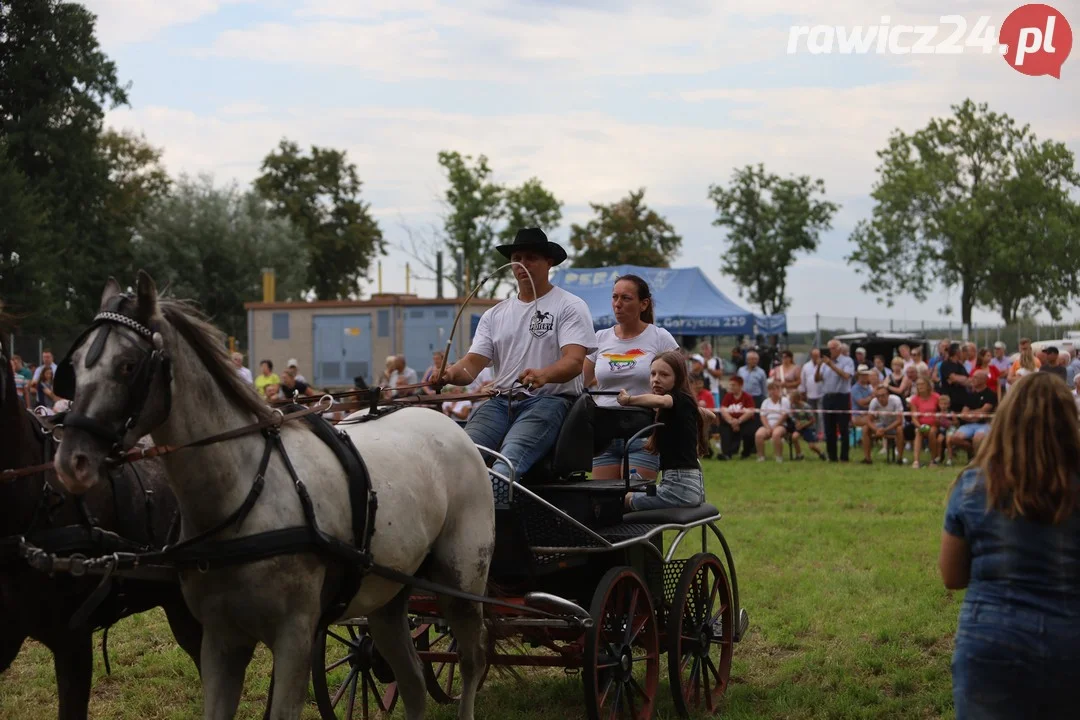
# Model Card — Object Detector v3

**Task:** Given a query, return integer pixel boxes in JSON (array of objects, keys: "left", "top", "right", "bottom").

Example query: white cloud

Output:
[
  {"left": 196, "top": 2, "right": 788, "bottom": 81},
  {"left": 81, "top": 0, "right": 252, "bottom": 45},
  {"left": 218, "top": 102, "right": 270, "bottom": 115},
  {"left": 295, "top": 0, "right": 439, "bottom": 19},
  {"left": 90, "top": 0, "right": 1079, "bottom": 322}
]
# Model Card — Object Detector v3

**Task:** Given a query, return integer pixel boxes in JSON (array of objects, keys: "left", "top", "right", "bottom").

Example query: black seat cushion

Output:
[
  {"left": 621, "top": 503, "right": 720, "bottom": 525},
  {"left": 523, "top": 393, "right": 596, "bottom": 484},
  {"left": 592, "top": 406, "right": 654, "bottom": 453}
]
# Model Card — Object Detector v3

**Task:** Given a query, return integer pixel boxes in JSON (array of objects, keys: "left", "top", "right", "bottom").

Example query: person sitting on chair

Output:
[
  {"left": 617, "top": 351, "right": 710, "bottom": 511},
  {"left": 862, "top": 384, "right": 904, "bottom": 465},
  {"left": 584, "top": 274, "right": 678, "bottom": 480},
  {"left": 438, "top": 228, "right": 597, "bottom": 481},
  {"left": 717, "top": 375, "right": 756, "bottom": 460}
]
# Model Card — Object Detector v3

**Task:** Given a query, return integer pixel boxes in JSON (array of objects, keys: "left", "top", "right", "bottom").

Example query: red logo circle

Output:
[{"left": 999, "top": 4, "right": 1073, "bottom": 78}]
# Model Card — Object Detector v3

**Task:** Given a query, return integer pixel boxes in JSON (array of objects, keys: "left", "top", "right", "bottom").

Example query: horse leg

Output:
[
  {"left": 199, "top": 628, "right": 255, "bottom": 720},
  {"left": 265, "top": 617, "right": 319, "bottom": 720},
  {"left": 51, "top": 630, "right": 93, "bottom": 720},
  {"left": 434, "top": 595, "right": 487, "bottom": 720},
  {"left": 163, "top": 597, "right": 203, "bottom": 675},
  {"left": 0, "top": 625, "right": 26, "bottom": 673},
  {"left": 366, "top": 588, "right": 427, "bottom": 720},
  {"left": 429, "top": 528, "right": 492, "bottom": 720}
]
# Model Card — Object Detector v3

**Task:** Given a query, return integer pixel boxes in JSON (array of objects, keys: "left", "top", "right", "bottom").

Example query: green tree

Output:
[
  {"left": 132, "top": 175, "right": 309, "bottom": 343},
  {"left": 0, "top": 142, "right": 48, "bottom": 322},
  {"left": 415, "top": 152, "right": 564, "bottom": 297},
  {"left": 0, "top": 0, "right": 131, "bottom": 337},
  {"left": 437, "top": 151, "right": 505, "bottom": 296},
  {"left": 978, "top": 141, "right": 1080, "bottom": 323},
  {"left": 846, "top": 99, "right": 1080, "bottom": 325},
  {"left": 99, "top": 128, "right": 171, "bottom": 235},
  {"left": 255, "top": 139, "right": 384, "bottom": 300},
  {"left": 709, "top": 165, "right": 838, "bottom": 316},
  {"left": 569, "top": 188, "right": 680, "bottom": 268}
]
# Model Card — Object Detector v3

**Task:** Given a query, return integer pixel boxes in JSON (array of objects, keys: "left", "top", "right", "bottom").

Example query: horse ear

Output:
[
  {"left": 135, "top": 270, "right": 159, "bottom": 323},
  {"left": 100, "top": 278, "right": 121, "bottom": 311}
]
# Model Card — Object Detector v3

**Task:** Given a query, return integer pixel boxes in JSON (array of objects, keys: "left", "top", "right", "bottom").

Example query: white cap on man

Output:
[
  {"left": 287, "top": 358, "right": 299, "bottom": 369},
  {"left": 994, "top": 341, "right": 1006, "bottom": 350},
  {"left": 690, "top": 354, "right": 705, "bottom": 365},
  {"left": 857, "top": 364, "right": 872, "bottom": 374}
]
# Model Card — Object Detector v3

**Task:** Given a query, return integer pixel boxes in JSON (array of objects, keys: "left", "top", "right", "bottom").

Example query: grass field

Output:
[{"left": 1, "top": 455, "right": 965, "bottom": 719}]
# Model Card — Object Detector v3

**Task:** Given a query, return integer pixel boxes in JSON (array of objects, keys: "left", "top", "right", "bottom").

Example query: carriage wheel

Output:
[
  {"left": 420, "top": 623, "right": 491, "bottom": 704},
  {"left": 667, "top": 553, "right": 734, "bottom": 717},
  {"left": 583, "top": 566, "right": 660, "bottom": 720},
  {"left": 312, "top": 624, "right": 399, "bottom": 720}
]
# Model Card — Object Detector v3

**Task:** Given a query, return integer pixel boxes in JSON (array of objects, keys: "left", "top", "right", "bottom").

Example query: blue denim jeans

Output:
[
  {"left": 629, "top": 467, "right": 705, "bottom": 511},
  {"left": 464, "top": 395, "right": 572, "bottom": 480},
  {"left": 952, "top": 602, "right": 1080, "bottom": 719}
]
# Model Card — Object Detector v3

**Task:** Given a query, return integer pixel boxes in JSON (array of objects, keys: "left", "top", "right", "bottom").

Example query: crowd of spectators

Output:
[
  {"left": 12, "top": 333, "right": 1080, "bottom": 453},
  {"left": 678, "top": 335, "right": 1080, "bottom": 469}
]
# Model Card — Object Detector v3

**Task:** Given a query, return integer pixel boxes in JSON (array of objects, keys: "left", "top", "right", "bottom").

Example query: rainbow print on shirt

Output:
[{"left": 601, "top": 349, "right": 647, "bottom": 371}]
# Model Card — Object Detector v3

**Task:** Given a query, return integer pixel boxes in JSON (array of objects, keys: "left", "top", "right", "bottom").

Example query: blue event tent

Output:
[
  {"left": 549, "top": 265, "right": 763, "bottom": 337},
  {"left": 468, "top": 266, "right": 787, "bottom": 339}
]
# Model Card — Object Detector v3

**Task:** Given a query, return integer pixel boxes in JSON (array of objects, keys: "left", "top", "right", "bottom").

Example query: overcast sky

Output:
[{"left": 83, "top": 0, "right": 1079, "bottom": 331}]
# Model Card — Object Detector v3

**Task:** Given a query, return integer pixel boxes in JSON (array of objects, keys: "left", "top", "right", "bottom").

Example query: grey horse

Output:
[{"left": 54, "top": 272, "right": 495, "bottom": 720}]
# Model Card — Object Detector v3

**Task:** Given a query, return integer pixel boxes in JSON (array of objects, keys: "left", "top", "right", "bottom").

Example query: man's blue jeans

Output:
[{"left": 464, "top": 395, "right": 572, "bottom": 480}]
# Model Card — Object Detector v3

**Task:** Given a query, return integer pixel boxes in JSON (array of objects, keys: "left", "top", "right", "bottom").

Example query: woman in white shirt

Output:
[
  {"left": 755, "top": 380, "right": 791, "bottom": 462},
  {"left": 584, "top": 275, "right": 679, "bottom": 480}
]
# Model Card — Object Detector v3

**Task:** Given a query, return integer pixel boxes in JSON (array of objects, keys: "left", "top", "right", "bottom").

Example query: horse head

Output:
[{"left": 54, "top": 271, "right": 174, "bottom": 494}]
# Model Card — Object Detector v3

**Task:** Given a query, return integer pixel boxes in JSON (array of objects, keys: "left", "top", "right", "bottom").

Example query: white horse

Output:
[{"left": 54, "top": 272, "right": 495, "bottom": 720}]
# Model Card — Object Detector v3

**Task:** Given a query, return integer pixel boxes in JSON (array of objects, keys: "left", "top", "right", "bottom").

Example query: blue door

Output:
[
  {"left": 313, "top": 315, "right": 372, "bottom": 387},
  {"left": 403, "top": 306, "right": 455, "bottom": 372}
]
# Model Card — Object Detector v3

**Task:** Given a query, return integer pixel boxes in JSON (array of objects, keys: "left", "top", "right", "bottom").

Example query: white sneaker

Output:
[
  {"left": 757, "top": 456, "right": 765, "bottom": 462},
  {"left": 878, "top": 447, "right": 887, "bottom": 456},
  {"left": 775, "top": 456, "right": 783, "bottom": 463},
  {"left": 912, "top": 461, "right": 921, "bottom": 469}
]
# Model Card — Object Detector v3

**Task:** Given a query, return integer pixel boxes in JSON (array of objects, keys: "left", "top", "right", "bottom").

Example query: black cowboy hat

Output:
[{"left": 495, "top": 228, "right": 567, "bottom": 266}]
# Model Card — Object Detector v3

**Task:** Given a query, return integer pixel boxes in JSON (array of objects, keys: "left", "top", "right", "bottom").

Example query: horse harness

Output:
[{"left": 32, "top": 306, "right": 562, "bottom": 622}]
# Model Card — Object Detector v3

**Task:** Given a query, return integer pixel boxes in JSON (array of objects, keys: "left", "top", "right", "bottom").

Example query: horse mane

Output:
[{"left": 155, "top": 298, "right": 272, "bottom": 423}]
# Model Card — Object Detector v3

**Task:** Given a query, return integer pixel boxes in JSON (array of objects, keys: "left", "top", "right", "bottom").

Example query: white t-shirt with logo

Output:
[
  {"left": 760, "top": 396, "right": 790, "bottom": 427},
  {"left": 868, "top": 394, "right": 904, "bottom": 427},
  {"left": 469, "top": 285, "right": 597, "bottom": 397},
  {"left": 588, "top": 324, "right": 679, "bottom": 408}
]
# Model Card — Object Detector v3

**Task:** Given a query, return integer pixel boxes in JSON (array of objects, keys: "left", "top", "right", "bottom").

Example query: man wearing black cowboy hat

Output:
[{"left": 440, "top": 228, "right": 597, "bottom": 480}]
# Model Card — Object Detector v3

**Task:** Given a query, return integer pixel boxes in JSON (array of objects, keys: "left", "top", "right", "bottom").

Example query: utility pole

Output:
[{"left": 436, "top": 252, "right": 444, "bottom": 299}]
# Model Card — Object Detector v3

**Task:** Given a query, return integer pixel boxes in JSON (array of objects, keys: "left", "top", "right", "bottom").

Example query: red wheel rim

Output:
[
  {"left": 669, "top": 554, "right": 734, "bottom": 717},
  {"left": 585, "top": 567, "right": 660, "bottom": 720}
]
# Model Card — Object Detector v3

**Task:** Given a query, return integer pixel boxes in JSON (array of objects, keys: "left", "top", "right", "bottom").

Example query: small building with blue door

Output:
[{"left": 245, "top": 294, "right": 499, "bottom": 389}]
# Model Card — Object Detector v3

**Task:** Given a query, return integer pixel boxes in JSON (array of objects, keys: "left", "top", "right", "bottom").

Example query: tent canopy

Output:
[{"left": 549, "top": 265, "right": 759, "bottom": 336}]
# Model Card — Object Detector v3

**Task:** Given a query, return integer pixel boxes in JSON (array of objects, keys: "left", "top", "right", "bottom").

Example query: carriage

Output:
[{"left": 311, "top": 394, "right": 749, "bottom": 720}]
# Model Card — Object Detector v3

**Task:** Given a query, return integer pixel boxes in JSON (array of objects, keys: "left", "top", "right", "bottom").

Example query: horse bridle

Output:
[{"left": 54, "top": 302, "right": 172, "bottom": 456}]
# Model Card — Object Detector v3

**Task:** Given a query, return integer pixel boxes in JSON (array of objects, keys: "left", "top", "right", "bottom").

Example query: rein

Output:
[{"left": 0, "top": 400, "right": 334, "bottom": 484}]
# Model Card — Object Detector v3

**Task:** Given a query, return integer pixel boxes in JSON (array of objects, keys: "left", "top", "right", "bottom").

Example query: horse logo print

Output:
[
  {"left": 601, "top": 348, "right": 646, "bottom": 372},
  {"left": 530, "top": 309, "right": 555, "bottom": 338}
]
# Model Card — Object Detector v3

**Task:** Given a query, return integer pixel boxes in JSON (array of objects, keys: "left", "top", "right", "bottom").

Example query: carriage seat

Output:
[
  {"left": 519, "top": 394, "right": 656, "bottom": 485},
  {"left": 520, "top": 393, "right": 595, "bottom": 485},
  {"left": 622, "top": 503, "right": 720, "bottom": 526}
]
